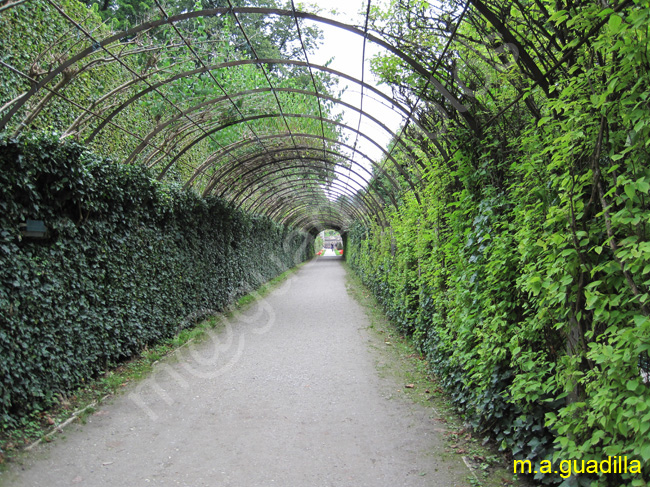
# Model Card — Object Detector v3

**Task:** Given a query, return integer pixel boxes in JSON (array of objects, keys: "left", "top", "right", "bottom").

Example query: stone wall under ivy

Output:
[{"left": 0, "top": 134, "right": 313, "bottom": 425}]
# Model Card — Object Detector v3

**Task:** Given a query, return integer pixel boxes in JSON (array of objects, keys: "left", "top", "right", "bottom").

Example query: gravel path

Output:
[{"left": 2, "top": 256, "right": 471, "bottom": 487}]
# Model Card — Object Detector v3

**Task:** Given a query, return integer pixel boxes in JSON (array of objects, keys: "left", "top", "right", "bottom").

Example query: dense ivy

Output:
[
  {"left": 0, "top": 133, "right": 313, "bottom": 426},
  {"left": 348, "top": 2, "right": 650, "bottom": 486}
]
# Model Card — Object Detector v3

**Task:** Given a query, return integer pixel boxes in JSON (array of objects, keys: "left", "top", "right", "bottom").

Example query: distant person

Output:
[{"left": 330, "top": 243, "right": 334, "bottom": 251}]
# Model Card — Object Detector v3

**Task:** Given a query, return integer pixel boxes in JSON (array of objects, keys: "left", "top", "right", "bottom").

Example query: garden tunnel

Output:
[
  {"left": 0, "top": 0, "right": 584, "bottom": 233},
  {"left": 3, "top": 1, "right": 650, "bottom": 482}
]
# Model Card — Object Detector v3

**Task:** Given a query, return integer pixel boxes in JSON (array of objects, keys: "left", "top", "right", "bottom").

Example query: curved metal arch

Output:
[
  {"left": 250, "top": 177, "right": 374, "bottom": 223},
  {"left": 197, "top": 131, "right": 403, "bottom": 205},
  {"left": 82, "top": 58, "right": 448, "bottom": 162},
  {"left": 299, "top": 217, "right": 347, "bottom": 235},
  {"left": 0, "top": 7, "right": 477, "bottom": 133},
  {"left": 261, "top": 187, "right": 358, "bottom": 218},
  {"left": 272, "top": 201, "right": 349, "bottom": 228},
  {"left": 221, "top": 150, "right": 389, "bottom": 212},
  {"left": 263, "top": 192, "right": 367, "bottom": 229},
  {"left": 138, "top": 92, "right": 417, "bottom": 193},
  {"left": 128, "top": 85, "right": 407, "bottom": 172},
  {"left": 298, "top": 217, "right": 346, "bottom": 234},
  {"left": 251, "top": 187, "right": 372, "bottom": 229},
  {"left": 307, "top": 224, "right": 344, "bottom": 236},
  {"left": 163, "top": 112, "right": 420, "bottom": 201},
  {"left": 238, "top": 175, "right": 373, "bottom": 222},
  {"left": 247, "top": 182, "right": 365, "bottom": 219},
  {"left": 289, "top": 213, "right": 348, "bottom": 232},
  {"left": 230, "top": 160, "right": 366, "bottom": 207},
  {"left": 123, "top": 87, "right": 271, "bottom": 165},
  {"left": 185, "top": 132, "right": 402, "bottom": 205},
  {"left": 241, "top": 166, "right": 371, "bottom": 216},
  {"left": 265, "top": 199, "right": 359, "bottom": 232},
  {"left": 216, "top": 147, "right": 367, "bottom": 194},
  {"left": 279, "top": 204, "right": 353, "bottom": 230}
]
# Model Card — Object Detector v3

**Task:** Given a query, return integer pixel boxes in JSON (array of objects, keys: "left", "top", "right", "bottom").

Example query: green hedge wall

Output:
[
  {"left": 347, "top": 146, "right": 650, "bottom": 487},
  {"left": 0, "top": 133, "right": 313, "bottom": 426},
  {"left": 346, "top": 4, "right": 650, "bottom": 485}
]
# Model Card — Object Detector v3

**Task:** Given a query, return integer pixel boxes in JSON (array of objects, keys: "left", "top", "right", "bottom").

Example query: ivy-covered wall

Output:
[
  {"left": 0, "top": 134, "right": 313, "bottom": 426},
  {"left": 346, "top": 109, "right": 650, "bottom": 486},
  {"left": 346, "top": 150, "right": 650, "bottom": 487},
  {"left": 345, "top": 3, "right": 650, "bottom": 485}
]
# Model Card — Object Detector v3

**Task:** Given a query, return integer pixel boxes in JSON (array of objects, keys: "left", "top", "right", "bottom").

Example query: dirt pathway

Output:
[{"left": 2, "top": 257, "right": 471, "bottom": 487}]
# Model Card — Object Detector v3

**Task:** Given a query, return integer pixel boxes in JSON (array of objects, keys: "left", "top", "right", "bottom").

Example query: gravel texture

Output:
[{"left": 2, "top": 256, "right": 471, "bottom": 487}]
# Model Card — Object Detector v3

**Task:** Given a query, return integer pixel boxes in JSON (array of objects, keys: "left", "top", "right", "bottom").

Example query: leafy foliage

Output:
[
  {"left": 349, "top": 1, "right": 650, "bottom": 486},
  {"left": 0, "top": 133, "right": 313, "bottom": 427},
  {"left": 0, "top": 0, "right": 341, "bottom": 206}
]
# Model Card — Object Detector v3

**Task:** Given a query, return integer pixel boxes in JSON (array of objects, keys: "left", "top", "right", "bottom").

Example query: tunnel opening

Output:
[{"left": 315, "top": 228, "right": 344, "bottom": 257}]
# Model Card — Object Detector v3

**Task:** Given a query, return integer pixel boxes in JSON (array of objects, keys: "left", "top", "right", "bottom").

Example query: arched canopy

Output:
[{"left": 0, "top": 0, "right": 604, "bottom": 231}]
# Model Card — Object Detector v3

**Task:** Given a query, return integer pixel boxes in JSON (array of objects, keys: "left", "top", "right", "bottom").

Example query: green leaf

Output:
[
  {"left": 609, "top": 14, "right": 622, "bottom": 33},
  {"left": 638, "top": 444, "right": 650, "bottom": 463}
]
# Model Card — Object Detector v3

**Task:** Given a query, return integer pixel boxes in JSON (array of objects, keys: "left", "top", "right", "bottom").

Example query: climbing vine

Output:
[{"left": 349, "top": 1, "right": 650, "bottom": 486}]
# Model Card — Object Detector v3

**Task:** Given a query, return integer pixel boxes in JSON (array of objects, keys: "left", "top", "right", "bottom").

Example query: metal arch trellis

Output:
[
  {"left": 226, "top": 152, "right": 371, "bottom": 202},
  {"left": 185, "top": 132, "right": 401, "bottom": 208},
  {"left": 293, "top": 215, "right": 348, "bottom": 234},
  {"left": 257, "top": 190, "right": 365, "bottom": 228},
  {"left": 348, "top": 0, "right": 372, "bottom": 200},
  {"left": 206, "top": 147, "right": 385, "bottom": 221},
  {"left": 233, "top": 175, "right": 374, "bottom": 226},
  {"left": 482, "top": 0, "right": 635, "bottom": 129},
  {"left": 264, "top": 193, "right": 365, "bottom": 225},
  {"left": 75, "top": 57, "right": 431, "bottom": 208},
  {"left": 286, "top": 213, "right": 346, "bottom": 234},
  {"left": 163, "top": 111, "right": 420, "bottom": 199},
  {"left": 225, "top": 140, "right": 400, "bottom": 210},
  {"left": 273, "top": 201, "right": 350, "bottom": 227},
  {"left": 271, "top": 193, "right": 365, "bottom": 221},
  {"left": 37, "top": 0, "right": 246, "bottom": 177},
  {"left": 77, "top": 59, "right": 433, "bottom": 203},
  {"left": 247, "top": 180, "right": 366, "bottom": 219},
  {"left": 201, "top": 130, "right": 395, "bottom": 198},
  {"left": 0, "top": 2, "right": 526, "bottom": 231},
  {"left": 150, "top": 0, "right": 288, "bottom": 191},
  {"left": 381, "top": 1, "right": 471, "bottom": 176},
  {"left": 0, "top": 59, "right": 166, "bottom": 156},
  {"left": 280, "top": 205, "right": 355, "bottom": 232},
  {"left": 200, "top": 119, "right": 404, "bottom": 221},
  {"left": 0, "top": 7, "right": 478, "bottom": 135},
  {"left": 180, "top": 103, "right": 406, "bottom": 182},
  {"left": 285, "top": 212, "right": 349, "bottom": 230},
  {"left": 246, "top": 173, "right": 367, "bottom": 206},
  {"left": 258, "top": 193, "right": 367, "bottom": 230},
  {"left": 222, "top": 0, "right": 303, "bottom": 198},
  {"left": 82, "top": 59, "right": 445, "bottom": 165},
  {"left": 0, "top": 3, "right": 468, "bottom": 227},
  {"left": 226, "top": 161, "right": 387, "bottom": 225},
  {"left": 79, "top": 73, "right": 404, "bottom": 217},
  {"left": 124, "top": 85, "right": 399, "bottom": 176},
  {"left": 191, "top": 135, "right": 397, "bottom": 226},
  {"left": 0, "top": 0, "right": 626, "bottom": 231},
  {"left": 289, "top": 0, "right": 328, "bottom": 166},
  {"left": 133, "top": 107, "right": 411, "bottom": 218},
  {"left": 260, "top": 185, "right": 371, "bottom": 224},
  {"left": 228, "top": 160, "right": 386, "bottom": 219}
]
